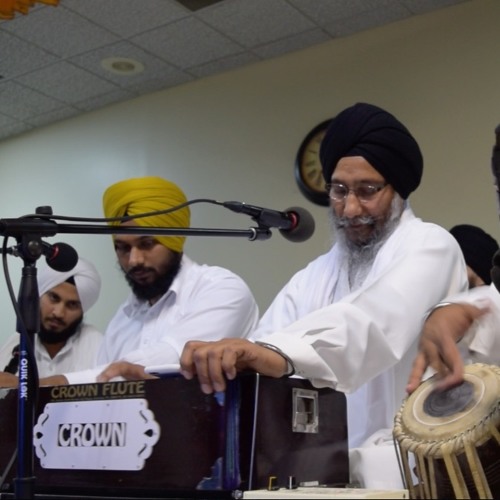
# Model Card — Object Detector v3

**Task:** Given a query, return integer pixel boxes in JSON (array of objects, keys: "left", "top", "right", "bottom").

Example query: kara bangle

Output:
[
  {"left": 255, "top": 342, "right": 295, "bottom": 377},
  {"left": 425, "top": 301, "right": 454, "bottom": 319}
]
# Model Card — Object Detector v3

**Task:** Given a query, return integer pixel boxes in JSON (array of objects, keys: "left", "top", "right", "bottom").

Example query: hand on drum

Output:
[
  {"left": 406, "top": 302, "right": 488, "bottom": 394},
  {"left": 180, "top": 339, "right": 289, "bottom": 394}
]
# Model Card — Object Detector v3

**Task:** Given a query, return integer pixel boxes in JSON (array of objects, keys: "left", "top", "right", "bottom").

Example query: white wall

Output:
[{"left": 0, "top": 0, "right": 499, "bottom": 343}]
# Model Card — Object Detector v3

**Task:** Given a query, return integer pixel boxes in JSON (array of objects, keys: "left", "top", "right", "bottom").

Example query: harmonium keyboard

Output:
[{"left": 0, "top": 373, "right": 348, "bottom": 499}]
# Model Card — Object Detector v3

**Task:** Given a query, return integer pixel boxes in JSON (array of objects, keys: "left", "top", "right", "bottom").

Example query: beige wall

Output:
[{"left": 0, "top": 0, "right": 498, "bottom": 342}]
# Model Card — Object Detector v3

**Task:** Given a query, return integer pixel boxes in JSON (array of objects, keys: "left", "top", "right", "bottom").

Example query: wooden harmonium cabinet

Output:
[{"left": 0, "top": 373, "right": 348, "bottom": 499}]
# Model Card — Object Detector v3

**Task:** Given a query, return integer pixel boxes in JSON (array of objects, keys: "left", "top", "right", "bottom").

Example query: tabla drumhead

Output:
[{"left": 398, "top": 363, "right": 500, "bottom": 444}]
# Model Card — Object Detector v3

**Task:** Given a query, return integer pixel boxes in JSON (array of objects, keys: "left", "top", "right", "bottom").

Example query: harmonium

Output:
[{"left": 0, "top": 373, "right": 349, "bottom": 499}]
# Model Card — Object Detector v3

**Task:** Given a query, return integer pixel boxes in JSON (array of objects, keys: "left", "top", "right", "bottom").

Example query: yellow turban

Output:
[{"left": 102, "top": 176, "right": 190, "bottom": 253}]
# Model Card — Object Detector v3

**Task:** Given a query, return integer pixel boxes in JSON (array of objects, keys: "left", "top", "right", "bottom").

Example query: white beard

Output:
[{"left": 330, "top": 195, "right": 406, "bottom": 290}]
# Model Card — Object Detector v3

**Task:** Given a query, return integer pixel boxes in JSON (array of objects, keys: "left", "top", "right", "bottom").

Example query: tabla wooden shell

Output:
[{"left": 393, "top": 363, "right": 500, "bottom": 499}]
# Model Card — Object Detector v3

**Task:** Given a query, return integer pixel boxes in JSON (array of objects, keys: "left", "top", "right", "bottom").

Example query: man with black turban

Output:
[
  {"left": 16, "top": 176, "right": 259, "bottom": 386},
  {"left": 0, "top": 257, "right": 103, "bottom": 378},
  {"left": 450, "top": 223, "right": 499, "bottom": 288},
  {"left": 179, "top": 103, "right": 468, "bottom": 489}
]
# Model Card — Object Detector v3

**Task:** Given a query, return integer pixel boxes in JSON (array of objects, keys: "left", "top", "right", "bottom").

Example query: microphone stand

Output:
[
  {"left": 13, "top": 237, "right": 41, "bottom": 500},
  {"left": 0, "top": 208, "right": 273, "bottom": 500}
]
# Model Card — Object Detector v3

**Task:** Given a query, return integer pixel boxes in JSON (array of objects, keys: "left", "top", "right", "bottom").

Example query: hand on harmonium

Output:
[
  {"left": 96, "top": 361, "right": 158, "bottom": 383},
  {"left": 179, "top": 338, "right": 291, "bottom": 394},
  {"left": 0, "top": 371, "right": 19, "bottom": 388}
]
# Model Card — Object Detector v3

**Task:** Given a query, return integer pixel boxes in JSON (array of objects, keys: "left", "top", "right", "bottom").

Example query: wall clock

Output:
[{"left": 294, "top": 119, "right": 331, "bottom": 206}]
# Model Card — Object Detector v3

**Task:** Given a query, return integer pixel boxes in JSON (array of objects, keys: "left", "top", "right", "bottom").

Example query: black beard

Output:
[
  {"left": 38, "top": 314, "right": 83, "bottom": 345},
  {"left": 123, "top": 253, "right": 182, "bottom": 301}
]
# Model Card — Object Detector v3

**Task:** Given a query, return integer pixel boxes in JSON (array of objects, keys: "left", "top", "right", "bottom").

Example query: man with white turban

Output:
[
  {"left": 32, "top": 176, "right": 258, "bottom": 385},
  {"left": 0, "top": 257, "right": 102, "bottom": 378},
  {"left": 178, "top": 103, "right": 468, "bottom": 489}
]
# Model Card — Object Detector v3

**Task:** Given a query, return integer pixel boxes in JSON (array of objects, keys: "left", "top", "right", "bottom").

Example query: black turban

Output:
[
  {"left": 450, "top": 224, "right": 499, "bottom": 285},
  {"left": 319, "top": 103, "right": 423, "bottom": 199}
]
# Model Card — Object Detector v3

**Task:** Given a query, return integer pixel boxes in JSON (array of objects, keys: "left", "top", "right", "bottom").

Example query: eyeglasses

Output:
[{"left": 326, "top": 182, "right": 388, "bottom": 203}]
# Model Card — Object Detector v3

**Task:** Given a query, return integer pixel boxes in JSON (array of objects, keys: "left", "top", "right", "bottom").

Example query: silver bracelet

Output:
[
  {"left": 425, "top": 301, "right": 454, "bottom": 319},
  {"left": 255, "top": 342, "right": 295, "bottom": 377}
]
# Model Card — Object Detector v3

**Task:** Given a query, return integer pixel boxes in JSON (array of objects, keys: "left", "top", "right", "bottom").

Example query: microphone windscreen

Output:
[
  {"left": 279, "top": 206, "right": 315, "bottom": 242},
  {"left": 47, "top": 242, "right": 79, "bottom": 272}
]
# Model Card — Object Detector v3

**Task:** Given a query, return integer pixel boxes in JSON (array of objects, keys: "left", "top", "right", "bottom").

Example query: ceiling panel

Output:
[{"left": 0, "top": 0, "right": 470, "bottom": 142}]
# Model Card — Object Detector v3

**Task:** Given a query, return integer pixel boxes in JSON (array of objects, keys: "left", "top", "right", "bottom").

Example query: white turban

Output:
[{"left": 37, "top": 257, "right": 101, "bottom": 313}]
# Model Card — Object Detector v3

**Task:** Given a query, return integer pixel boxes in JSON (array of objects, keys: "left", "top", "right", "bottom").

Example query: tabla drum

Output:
[{"left": 393, "top": 363, "right": 500, "bottom": 499}]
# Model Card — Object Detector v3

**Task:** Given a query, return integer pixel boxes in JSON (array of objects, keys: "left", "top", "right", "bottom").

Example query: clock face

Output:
[{"left": 294, "top": 120, "right": 331, "bottom": 206}]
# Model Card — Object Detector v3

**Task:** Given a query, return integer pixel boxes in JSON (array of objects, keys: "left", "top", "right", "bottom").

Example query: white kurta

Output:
[
  {"left": 65, "top": 255, "right": 259, "bottom": 384},
  {"left": 252, "top": 205, "right": 468, "bottom": 488},
  {"left": 0, "top": 323, "right": 103, "bottom": 377}
]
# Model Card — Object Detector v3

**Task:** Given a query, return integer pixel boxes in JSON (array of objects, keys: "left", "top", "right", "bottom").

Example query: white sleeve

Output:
[
  {"left": 121, "top": 273, "right": 258, "bottom": 366},
  {"left": 254, "top": 226, "right": 467, "bottom": 392},
  {"left": 64, "top": 366, "right": 103, "bottom": 385},
  {"left": 454, "top": 283, "right": 500, "bottom": 364},
  {"left": 65, "top": 270, "right": 259, "bottom": 382}
]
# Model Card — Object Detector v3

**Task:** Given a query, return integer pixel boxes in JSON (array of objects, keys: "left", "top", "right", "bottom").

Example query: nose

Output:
[
  {"left": 51, "top": 301, "right": 65, "bottom": 319},
  {"left": 340, "top": 191, "right": 363, "bottom": 218},
  {"left": 127, "top": 246, "right": 145, "bottom": 268}
]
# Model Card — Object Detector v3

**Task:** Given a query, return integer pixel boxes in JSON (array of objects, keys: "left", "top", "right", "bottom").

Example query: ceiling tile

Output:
[
  {"left": 73, "top": 89, "right": 137, "bottom": 112},
  {"left": 62, "top": 0, "right": 189, "bottom": 37},
  {"left": 198, "top": 0, "right": 317, "bottom": 47},
  {"left": 0, "top": 0, "right": 473, "bottom": 143},
  {"left": 188, "top": 51, "right": 260, "bottom": 78},
  {"left": 25, "top": 106, "right": 80, "bottom": 127},
  {"left": 16, "top": 61, "right": 120, "bottom": 103},
  {"left": 69, "top": 40, "right": 187, "bottom": 87},
  {"left": 323, "top": 3, "right": 412, "bottom": 38},
  {"left": 0, "top": 81, "right": 66, "bottom": 120},
  {"left": 253, "top": 28, "right": 331, "bottom": 60},
  {"left": 1, "top": 6, "right": 120, "bottom": 58},
  {"left": 131, "top": 16, "right": 243, "bottom": 69},
  {"left": 0, "top": 122, "right": 33, "bottom": 140},
  {"left": 0, "top": 31, "right": 58, "bottom": 79}
]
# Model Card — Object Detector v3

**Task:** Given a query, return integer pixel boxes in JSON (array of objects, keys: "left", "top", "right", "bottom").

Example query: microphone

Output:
[
  {"left": 41, "top": 242, "right": 78, "bottom": 272},
  {"left": 0, "top": 241, "right": 78, "bottom": 272},
  {"left": 222, "top": 201, "right": 315, "bottom": 242}
]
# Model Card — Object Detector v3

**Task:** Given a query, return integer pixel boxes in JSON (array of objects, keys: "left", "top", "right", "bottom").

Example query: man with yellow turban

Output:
[
  {"left": 0, "top": 257, "right": 102, "bottom": 378},
  {"left": 178, "top": 103, "right": 468, "bottom": 490},
  {"left": 33, "top": 176, "right": 258, "bottom": 385}
]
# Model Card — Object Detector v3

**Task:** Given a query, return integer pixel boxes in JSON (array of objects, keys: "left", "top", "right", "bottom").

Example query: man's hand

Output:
[
  {"left": 96, "top": 361, "right": 157, "bottom": 383},
  {"left": 406, "top": 303, "right": 487, "bottom": 394},
  {"left": 39, "top": 375, "right": 69, "bottom": 386},
  {"left": 180, "top": 338, "right": 289, "bottom": 394},
  {"left": 0, "top": 371, "right": 19, "bottom": 388}
]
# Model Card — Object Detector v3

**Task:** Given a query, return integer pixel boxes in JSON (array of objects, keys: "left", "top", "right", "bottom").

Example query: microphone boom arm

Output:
[{"left": 0, "top": 219, "right": 273, "bottom": 242}]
